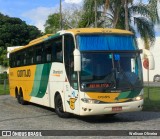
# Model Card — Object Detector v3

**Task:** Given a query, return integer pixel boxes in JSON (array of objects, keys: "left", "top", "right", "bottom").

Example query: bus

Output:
[{"left": 9, "top": 28, "right": 154, "bottom": 118}]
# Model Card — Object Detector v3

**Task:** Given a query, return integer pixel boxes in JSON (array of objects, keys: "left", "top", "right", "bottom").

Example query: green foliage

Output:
[
  {"left": 143, "top": 87, "right": 160, "bottom": 111},
  {"left": 44, "top": 6, "right": 83, "bottom": 34},
  {"left": 44, "top": 13, "right": 62, "bottom": 34},
  {"left": 0, "top": 72, "right": 8, "bottom": 80},
  {"left": 0, "top": 13, "right": 42, "bottom": 48},
  {"left": 0, "top": 13, "right": 42, "bottom": 67},
  {"left": 147, "top": 0, "right": 160, "bottom": 24},
  {"left": 0, "top": 84, "right": 9, "bottom": 95},
  {"left": 0, "top": 47, "right": 8, "bottom": 67},
  {"left": 78, "top": 0, "right": 105, "bottom": 27}
]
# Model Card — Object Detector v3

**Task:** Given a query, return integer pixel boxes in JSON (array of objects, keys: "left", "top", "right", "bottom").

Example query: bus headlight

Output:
[
  {"left": 81, "top": 98, "right": 100, "bottom": 104},
  {"left": 132, "top": 95, "right": 143, "bottom": 101}
]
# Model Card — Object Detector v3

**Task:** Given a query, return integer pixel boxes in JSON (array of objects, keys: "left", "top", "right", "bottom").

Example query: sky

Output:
[
  {"left": 0, "top": 0, "right": 160, "bottom": 35},
  {"left": 0, "top": 0, "right": 83, "bottom": 32}
]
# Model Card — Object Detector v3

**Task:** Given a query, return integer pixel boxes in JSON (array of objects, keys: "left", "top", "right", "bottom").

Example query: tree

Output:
[
  {"left": 78, "top": 0, "right": 105, "bottom": 27},
  {"left": 44, "top": 5, "right": 83, "bottom": 34},
  {"left": 63, "top": 6, "right": 83, "bottom": 29},
  {"left": 107, "top": 0, "right": 159, "bottom": 49},
  {"left": 147, "top": 0, "right": 160, "bottom": 25},
  {"left": 0, "top": 48, "right": 8, "bottom": 67},
  {"left": 108, "top": 0, "right": 159, "bottom": 49},
  {"left": 44, "top": 13, "right": 61, "bottom": 34},
  {"left": 0, "top": 13, "right": 42, "bottom": 66}
]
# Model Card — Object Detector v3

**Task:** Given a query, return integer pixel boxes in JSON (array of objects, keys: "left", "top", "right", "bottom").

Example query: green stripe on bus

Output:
[
  {"left": 36, "top": 63, "right": 52, "bottom": 98},
  {"left": 117, "top": 91, "right": 131, "bottom": 99},
  {"left": 30, "top": 63, "right": 52, "bottom": 98},
  {"left": 127, "top": 89, "right": 141, "bottom": 98},
  {"left": 30, "top": 64, "right": 44, "bottom": 97},
  {"left": 117, "top": 89, "right": 141, "bottom": 99}
]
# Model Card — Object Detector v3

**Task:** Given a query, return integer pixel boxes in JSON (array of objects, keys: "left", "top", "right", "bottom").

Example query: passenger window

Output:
[
  {"left": 55, "top": 38, "right": 63, "bottom": 62},
  {"left": 27, "top": 48, "right": 34, "bottom": 65},
  {"left": 36, "top": 47, "right": 42, "bottom": 64},
  {"left": 44, "top": 44, "right": 52, "bottom": 63}
]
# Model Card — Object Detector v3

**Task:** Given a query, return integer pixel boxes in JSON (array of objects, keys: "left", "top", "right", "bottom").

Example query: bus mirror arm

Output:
[
  {"left": 73, "top": 49, "right": 81, "bottom": 72},
  {"left": 142, "top": 49, "right": 155, "bottom": 70}
]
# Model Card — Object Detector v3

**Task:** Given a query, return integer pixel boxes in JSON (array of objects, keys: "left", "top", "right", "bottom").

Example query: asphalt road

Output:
[{"left": 0, "top": 95, "right": 160, "bottom": 138}]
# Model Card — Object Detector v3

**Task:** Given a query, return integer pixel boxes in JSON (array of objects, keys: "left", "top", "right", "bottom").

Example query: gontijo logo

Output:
[{"left": 17, "top": 69, "right": 31, "bottom": 77}]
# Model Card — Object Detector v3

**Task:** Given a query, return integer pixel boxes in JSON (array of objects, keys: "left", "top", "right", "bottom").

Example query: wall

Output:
[{"left": 137, "top": 37, "right": 160, "bottom": 82}]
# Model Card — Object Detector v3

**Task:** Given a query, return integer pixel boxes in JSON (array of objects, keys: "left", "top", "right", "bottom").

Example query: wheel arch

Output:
[{"left": 54, "top": 91, "right": 66, "bottom": 112}]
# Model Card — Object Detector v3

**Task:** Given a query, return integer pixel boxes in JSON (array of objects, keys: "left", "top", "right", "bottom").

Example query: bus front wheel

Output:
[{"left": 55, "top": 94, "right": 70, "bottom": 118}]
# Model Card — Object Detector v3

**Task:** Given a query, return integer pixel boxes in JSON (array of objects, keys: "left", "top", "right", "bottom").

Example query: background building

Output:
[{"left": 138, "top": 37, "right": 160, "bottom": 82}]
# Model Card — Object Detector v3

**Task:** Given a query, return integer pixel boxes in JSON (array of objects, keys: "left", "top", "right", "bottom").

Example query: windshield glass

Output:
[
  {"left": 80, "top": 52, "right": 143, "bottom": 92},
  {"left": 77, "top": 34, "right": 143, "bottom": 92}
]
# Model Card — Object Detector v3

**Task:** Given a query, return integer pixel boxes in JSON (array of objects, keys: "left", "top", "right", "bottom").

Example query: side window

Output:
[
  {"left": 20, "top": 51, "right": 26, "bottom": 66},
  {"left": 16, "top": 53, "right": 21, "bottom": 67},
  {"left": 12, "top": 54, "right": 16, "bottom": 67},
  {"left": 27, "top": 48, "right": 34, "bottom": 65},
  {"left": 23, "top": 52, "right": 27, "bottom": 65},
  {"left": 52, "top": 37, "right": 63, "bottom": 62},
  {"left": 35, "top": 45, "right": 42, "bottom": 64},
  {"left": 44, "top": 42, "right": 52, "bottom": 63},
  {"left": 9, "top": 53, "right": 14, "bottom": 68}
]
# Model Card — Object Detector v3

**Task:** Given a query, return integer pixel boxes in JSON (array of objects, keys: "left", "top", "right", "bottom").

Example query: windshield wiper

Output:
[{"left": 118, "top": 69, "right": 134, "bottom": 90}]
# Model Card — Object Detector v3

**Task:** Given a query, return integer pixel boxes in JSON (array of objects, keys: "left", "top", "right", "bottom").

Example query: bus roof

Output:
[
  {"left": 66, "top": 28, "right": 133, "bottom": 35},
  {"left": 10, "top": 28, "right": 133, "bottom": 53}
]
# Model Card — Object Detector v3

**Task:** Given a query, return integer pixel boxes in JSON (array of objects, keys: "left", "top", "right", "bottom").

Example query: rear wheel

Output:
[
  {"left": 19, "top": 89, "right": 27, "bottom": 105},
  {"left": 17, "top": 94, "right": 21, "bottom": 104},
  {"left": 55, "top": 94, "right": 70, "bottom": 118},
  {"left": 15, "top": 88, "right": 21, "bottom": 104}
]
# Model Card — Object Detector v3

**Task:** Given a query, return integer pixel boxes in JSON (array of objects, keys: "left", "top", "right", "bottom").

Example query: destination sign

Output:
[{"left": 86, "top": 83, "right": 111, "bottom": 88}]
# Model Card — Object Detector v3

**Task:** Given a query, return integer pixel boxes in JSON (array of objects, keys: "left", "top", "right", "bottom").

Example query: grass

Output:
[
  {"left": 143, "top": 87, "right": 160, "bottom": 111},
  {"left": 0, "top": 84, "right": 9, "bottom": 95}
]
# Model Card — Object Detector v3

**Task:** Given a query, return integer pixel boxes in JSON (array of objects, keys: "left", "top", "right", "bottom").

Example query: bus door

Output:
[{"left": 64, "top": 34, "right": 79, "bottom": 114}]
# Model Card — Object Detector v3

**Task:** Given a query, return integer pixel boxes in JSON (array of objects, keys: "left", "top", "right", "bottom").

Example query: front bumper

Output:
[{"left": 80, "top": 99, "right": 143, "bottom": 116}]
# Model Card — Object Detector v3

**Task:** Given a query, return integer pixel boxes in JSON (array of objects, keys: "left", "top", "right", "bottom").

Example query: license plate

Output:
[{"left": 112, "top": 106, "right": 122, "bottom": 111}]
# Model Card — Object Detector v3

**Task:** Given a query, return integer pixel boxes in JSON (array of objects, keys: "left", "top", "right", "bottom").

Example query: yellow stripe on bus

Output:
[
  {"left": 86, "top": 92, "right": 129, "bottom": 103},
  {"left": 9, "top": 65, "right": 36, "bottom": 101}
]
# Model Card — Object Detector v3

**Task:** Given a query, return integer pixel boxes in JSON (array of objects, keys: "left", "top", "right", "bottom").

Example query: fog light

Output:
[{"left": 81, "top": 98, "right": 100, "bottom": 104}]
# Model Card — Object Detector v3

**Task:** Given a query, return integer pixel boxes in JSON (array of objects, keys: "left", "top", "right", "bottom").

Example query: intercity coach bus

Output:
[{"left": 9, "top": 28, "right": 154, "bottom": 118}]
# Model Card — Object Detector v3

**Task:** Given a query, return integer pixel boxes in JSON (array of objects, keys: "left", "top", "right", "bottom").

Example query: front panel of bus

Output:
[{"left": 76, "top": 34, "right": 143, "bottom": 115}]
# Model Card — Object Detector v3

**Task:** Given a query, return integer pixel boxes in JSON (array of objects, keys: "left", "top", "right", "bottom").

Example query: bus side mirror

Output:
[
  {"left": 73, "top": 49, "right": 81, "bottom": 72},
  {"left": 142, "top": 49, "right": 155, "bottom": 70}
]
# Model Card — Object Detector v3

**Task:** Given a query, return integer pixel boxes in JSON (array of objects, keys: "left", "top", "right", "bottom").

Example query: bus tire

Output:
[
  {"left": 17, "top": 94, "right": 21, "bottom": 104},
  {"left": 15, "top": 88, "right": 21, "bottom": 104},
  {"left": 55, "top": 94, "right": 70, "bottom": 118},
  {"left": 19, "top": 89, "right": 27, "bottom": 105}
]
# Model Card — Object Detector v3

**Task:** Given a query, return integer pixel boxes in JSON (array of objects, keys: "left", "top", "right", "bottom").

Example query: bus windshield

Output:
[{"left": 77, "top": 34, "right": 143, "bottom": 92}]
